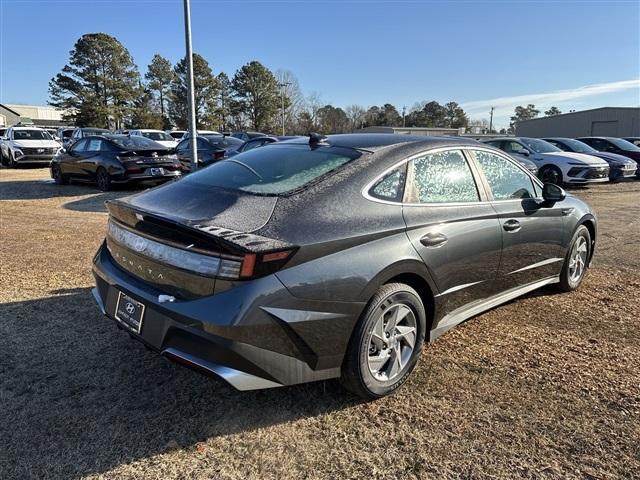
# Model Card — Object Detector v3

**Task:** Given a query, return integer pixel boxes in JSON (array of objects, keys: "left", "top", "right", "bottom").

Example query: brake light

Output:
[
  {"left": 213, "top": 151, "right": 225, "bottom": 161},
  {"left": 239, "top": 249, "right": 296, "bottom": 279},
  {"left": 126, "top": 165, "right": 144, "bottom": 173}
]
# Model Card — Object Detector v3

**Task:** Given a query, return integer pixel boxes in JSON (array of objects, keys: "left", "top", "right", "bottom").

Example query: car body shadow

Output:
[{"left": 1, "top": 289, "right": 356, "bottom": 479}]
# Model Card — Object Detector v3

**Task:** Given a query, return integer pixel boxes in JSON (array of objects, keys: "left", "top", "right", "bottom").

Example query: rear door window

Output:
[
  {"left": 474, "top": 150, "right": 537, "bottom": 200},
  {"left": 408, "top": 150, "right": 480, "bottom": 203},
  {"left": 183, "top": 144, "right": 361, "bottom": 195}
]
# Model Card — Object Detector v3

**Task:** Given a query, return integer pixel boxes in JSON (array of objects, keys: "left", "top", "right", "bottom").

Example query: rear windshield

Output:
[
  {"left": 202, "top": 135, "right": 244, "bottom": 150},
  {"left": 183, "top": 144, "right": 362, "bottom": 195},
  {"left": 106, "top": 135, "right": 165, "bottom": 150}
]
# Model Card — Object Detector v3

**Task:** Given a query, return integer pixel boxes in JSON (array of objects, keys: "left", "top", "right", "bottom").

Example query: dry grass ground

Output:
[{"left": 1, "top": 168, "right": 639, "bottom": 480}]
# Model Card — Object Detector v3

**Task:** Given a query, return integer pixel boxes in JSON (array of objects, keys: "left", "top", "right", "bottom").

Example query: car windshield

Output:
[
  {"left": 183, "top": 144, "right": 361, "bottom": 195},
  {"left": 520, "top": 138, "right": 561, "bottom": 153},
  {"left": 107, "top": 135, "right": 166, "bottom": 150},
  {"left": 556, "top": 138, "right": 597, "bottom": 154},
  {"left": 141, "top": 131, "right": 174, "bottom": 141},
  {"left": 608, "top": 137, "right": 640, "bottom": 151},
  {"left": 13, "top": 130, "right": 53, "bottom": 140},
  {"left": 202, "top": 135, "right": 244, "bottom": 150}
]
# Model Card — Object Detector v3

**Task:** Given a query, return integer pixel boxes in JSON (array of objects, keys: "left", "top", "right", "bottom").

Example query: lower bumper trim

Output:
[{"left": 162, "top": 347, "right": 283, "bottom": 390}]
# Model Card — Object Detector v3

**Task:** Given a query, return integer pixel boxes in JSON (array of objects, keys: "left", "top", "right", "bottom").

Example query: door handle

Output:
[
  {"left": 503, "top": 219, "right": 521, "bottom": 232},
  {"left": 420, "top": 232, "right": 448, "bottom": 248}
]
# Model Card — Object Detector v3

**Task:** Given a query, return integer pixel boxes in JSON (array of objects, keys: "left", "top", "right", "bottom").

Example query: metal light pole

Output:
[
  {"left": 183, "top": 0, "right": 198, "bottom": 171},
  {"left": 489, "top": 106, "right": 494, "bottom": 134},
  {"left": 278, "top": 82, "right": 291, "bottom": 136}
]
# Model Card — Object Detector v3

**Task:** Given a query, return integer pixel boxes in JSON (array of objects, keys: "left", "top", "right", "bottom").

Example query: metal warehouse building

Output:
[
  {"left": 516, "top": 107, "right": 640, "bottom": 138},
  {"left": 0, "top": 103, "right": 69, "bottom": 128}
]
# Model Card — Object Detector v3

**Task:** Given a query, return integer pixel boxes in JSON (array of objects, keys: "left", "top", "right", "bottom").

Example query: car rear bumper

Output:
[
  {"left": 91, "top": 242, "right": 362, "bottom": 390},
  {"left": 112, "top": 170, "right": 182, "bottom": 184}
]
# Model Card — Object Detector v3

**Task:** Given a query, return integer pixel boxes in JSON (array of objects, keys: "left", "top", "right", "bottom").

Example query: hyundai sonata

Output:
[{"left": 92, "top": 134, "right": 597, "bottom": 398}]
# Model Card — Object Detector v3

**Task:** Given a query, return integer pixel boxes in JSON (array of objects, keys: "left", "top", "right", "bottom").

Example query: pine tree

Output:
[
  {"left": 49, "top": 33, "right": 140, "bottom": 128},
  {"left": 168, "top": 53, "right": 219, "bottom": 130},
  {"left": 145, "top": 54, "right": 175, "bottom": 126},
  {"left": 232, "top": 61, "right": 280, "bottom": 132}
]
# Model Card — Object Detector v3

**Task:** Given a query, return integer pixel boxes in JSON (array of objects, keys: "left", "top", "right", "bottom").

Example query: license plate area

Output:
[
  {"left": 114, "top": 291, "right": 145, "bottom": 333},
  {"left": 150, "top": 167, "right": 165, "bottom": 176}
]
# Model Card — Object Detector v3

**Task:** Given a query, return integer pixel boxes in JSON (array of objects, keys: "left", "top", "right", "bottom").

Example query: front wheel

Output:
[
  {"left": 96, "top": 167, "right": 111, "bottom": 191},
  {"left": 7, "top": 152, "right": 18, "bottom": 168},
  {"left": 51, "top": 164, "right": 68, "bottom": 185},
  {"left": 539, "top": 165, "right": 563, "bottom": 185},
  {"left": 557, "top": 225, "right": 591, "bottom": 292},
  {"left": 340, "top": 283, "right": 426, "bottom": 399}
]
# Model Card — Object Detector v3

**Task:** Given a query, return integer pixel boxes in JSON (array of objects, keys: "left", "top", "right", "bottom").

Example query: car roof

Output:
[
  {"left": 282, "top": 133, "right": 480, "bottom": 152},
  {"left": 12, "top": 126, "right": 47, "bottom": 130},
  {"left": 134, "top": 129, "right": 165, "bottom": 132}
]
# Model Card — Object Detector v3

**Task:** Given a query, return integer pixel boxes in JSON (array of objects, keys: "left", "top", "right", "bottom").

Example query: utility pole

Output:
[
  {"left": 278, "top": 82, "right": 291, "bottom": 136},
  {"left": 183, "top": 0, "right": 198, "bottom": 172},
  {"left": 489, "top": 106, "right": 494, "bottom": 134},
  {"left": 402, "top": 105, "right": 406, "bottom": 128}
]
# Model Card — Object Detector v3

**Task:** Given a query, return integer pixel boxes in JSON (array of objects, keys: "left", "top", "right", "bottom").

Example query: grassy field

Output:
[{"left": 1, "top": 168, "right": 639, "bottom": 479}]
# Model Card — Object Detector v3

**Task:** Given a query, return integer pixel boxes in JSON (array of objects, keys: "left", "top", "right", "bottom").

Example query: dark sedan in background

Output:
[
  {"left": 578, "top": 137, "right": 640, "bottom": 178},
  {"left": 51, "top": 135, "right": 182, "bottom": 191},
  {"left": 174, "top": 134, "right": 244, "bottom": 171},
  {"left": 544, "top": 137, "right": 637, "bottom": 182},
  {"left": 92, "top": 134, "right": 596, "bottom": 399}
]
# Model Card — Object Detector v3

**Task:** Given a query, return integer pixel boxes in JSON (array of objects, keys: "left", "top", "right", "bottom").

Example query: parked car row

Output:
[{"left": 482, "top": 136, "right": 640, "bottom": 185}]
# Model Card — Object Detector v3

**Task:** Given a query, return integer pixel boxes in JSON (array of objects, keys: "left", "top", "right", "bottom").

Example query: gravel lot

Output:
[{"left": 1, "top": 168, "right": 639, "bottom": 480}]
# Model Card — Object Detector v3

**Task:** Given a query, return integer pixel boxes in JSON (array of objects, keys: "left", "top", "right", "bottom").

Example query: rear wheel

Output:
[
  {"left": 340, "top": 283, "right": 426, "bottom": 399},
  {"left": 557, "top": 225, "right": 591, "bottom": 292},
  {"left": 96, "top": 167, "right": 111, "bottom": 191},
  {"left": 539, "top": 165, "right": 563, "bottom": 185},
  {"left": 51, "top": 164, "right": 68, "bottom": 185}
]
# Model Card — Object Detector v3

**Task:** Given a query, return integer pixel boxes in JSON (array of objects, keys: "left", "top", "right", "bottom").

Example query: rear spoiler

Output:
[{"left": 106, "top": 200, "right": 292, "bottom": 255}]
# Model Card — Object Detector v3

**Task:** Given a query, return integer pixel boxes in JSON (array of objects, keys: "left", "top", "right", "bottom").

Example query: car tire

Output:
[
  {"left": 8, "top": 152, "right": 18, "bottom": 168},
  {"left": 539, "top": 165, "right": 563, "bottom": 185},
  {"left": 51, "top": 164, "right": 69, "bottom": 185},
  {"left": 96, "top": 167, "right": 111, "bottom": 191},
  {"left": 557, "top": 225, "right": 591, "bottom": 292},
  {"left": 340, "top": 283, "right": 426, "bottom": 399}
]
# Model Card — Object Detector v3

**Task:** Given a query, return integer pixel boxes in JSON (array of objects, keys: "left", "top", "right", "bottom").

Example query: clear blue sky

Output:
[{"left": 1, "top": 0, "right": 639, "bottom": 128}]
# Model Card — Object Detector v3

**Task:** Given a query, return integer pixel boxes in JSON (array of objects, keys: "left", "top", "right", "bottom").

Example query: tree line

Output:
[{"left": 49, "top": 33, "right": 562, "bottom": 135}]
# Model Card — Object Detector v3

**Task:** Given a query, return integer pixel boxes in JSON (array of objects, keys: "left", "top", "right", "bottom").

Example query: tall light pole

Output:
[
  {"left": 278, "top": 82, "right": 291, "bottom": 136},
  {"left": 489, "top": 106, "right": 494, "bottom": 134},
  {"left": 183, "top": 0, "right": 198, "bottom": 172},
  {"left": 402, "top": 105, "right": 406, "bottom": 128}
]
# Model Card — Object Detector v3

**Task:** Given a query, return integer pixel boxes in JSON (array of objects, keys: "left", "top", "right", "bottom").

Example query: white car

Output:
[
  {"left": 129, "top": 129, "right": 178, "bottom": 149},
  {"left": 1, "top": 126, "right": 61, "bottom": 168},
  {"left": 482, "top": 137, "right": 610, "bottom": 185}
]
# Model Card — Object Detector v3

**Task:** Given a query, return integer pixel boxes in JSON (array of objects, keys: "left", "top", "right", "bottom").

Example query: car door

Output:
[
  {"left": 470, "top": 148, "right": 565, "bottom": 290},
  {"left": 60, "top": 139, "right": 88, "bottom": 177},
  {"left": 402, "top": 148, "right": 503, "bottom": 316},
  {"left": 175, "top": 139, "right": 191, "bottom": 169},
  {"left": 76, "top": 138, "right": 104, "bottom": 179}
]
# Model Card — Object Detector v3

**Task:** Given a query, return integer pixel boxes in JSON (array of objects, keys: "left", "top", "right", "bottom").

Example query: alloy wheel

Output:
[
  {"left": 97, "top": 169, "right": 110, "bottom": 191},
  {"left": 367, "top": 303, "right": 417, "bottom": 382},
  {"left": 568, "top": 236, "right": 588, "bottom": 283}
]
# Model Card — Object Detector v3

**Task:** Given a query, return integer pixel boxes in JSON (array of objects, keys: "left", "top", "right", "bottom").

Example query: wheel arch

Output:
[
  {"left": 358, "top": 259, "right": 438, "bottom": 330},
  {"left": 577, "top": 214, "right": 597, "bottom": 266}
]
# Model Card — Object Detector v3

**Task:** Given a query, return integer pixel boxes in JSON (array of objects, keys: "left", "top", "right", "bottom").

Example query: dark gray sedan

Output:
[{"left": 92, "top": 134, "right": 596, "bottom": 398}]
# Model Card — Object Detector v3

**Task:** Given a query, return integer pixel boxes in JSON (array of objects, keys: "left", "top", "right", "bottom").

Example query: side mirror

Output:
[
  {"left": 516, "top": 148, "right": 530, "bottom": 156},
  {"left": 542, "top": 183, "right": 566, "bottom": 203}
]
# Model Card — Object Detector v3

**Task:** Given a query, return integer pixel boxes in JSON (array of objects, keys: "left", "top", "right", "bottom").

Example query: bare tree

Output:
[
  {"left": 275, "top": 69, "right": 304, "bottom": 133},
  {"left": 345, "top": 104, "right": 366, "bottom": 131}
]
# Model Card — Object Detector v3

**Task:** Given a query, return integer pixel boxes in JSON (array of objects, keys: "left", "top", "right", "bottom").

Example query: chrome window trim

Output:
[{"left": 362, "top": 144, "right": 543, "bottom": 207}]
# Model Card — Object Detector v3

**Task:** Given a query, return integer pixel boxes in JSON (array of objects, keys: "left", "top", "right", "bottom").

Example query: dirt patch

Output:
[{"left": 1, "top": 168, "right": 639, "bottom": 479}]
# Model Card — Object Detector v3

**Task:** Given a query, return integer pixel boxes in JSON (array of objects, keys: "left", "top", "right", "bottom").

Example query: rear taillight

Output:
[
  {"left": 239, "top": 249, "right": 296, "bottom": 279},
  {"left": 126, "top": 165, "right": 144, "bottom": 173},
  {"left": 213, "top": 151, "right": 225, "bottom": 161}
]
